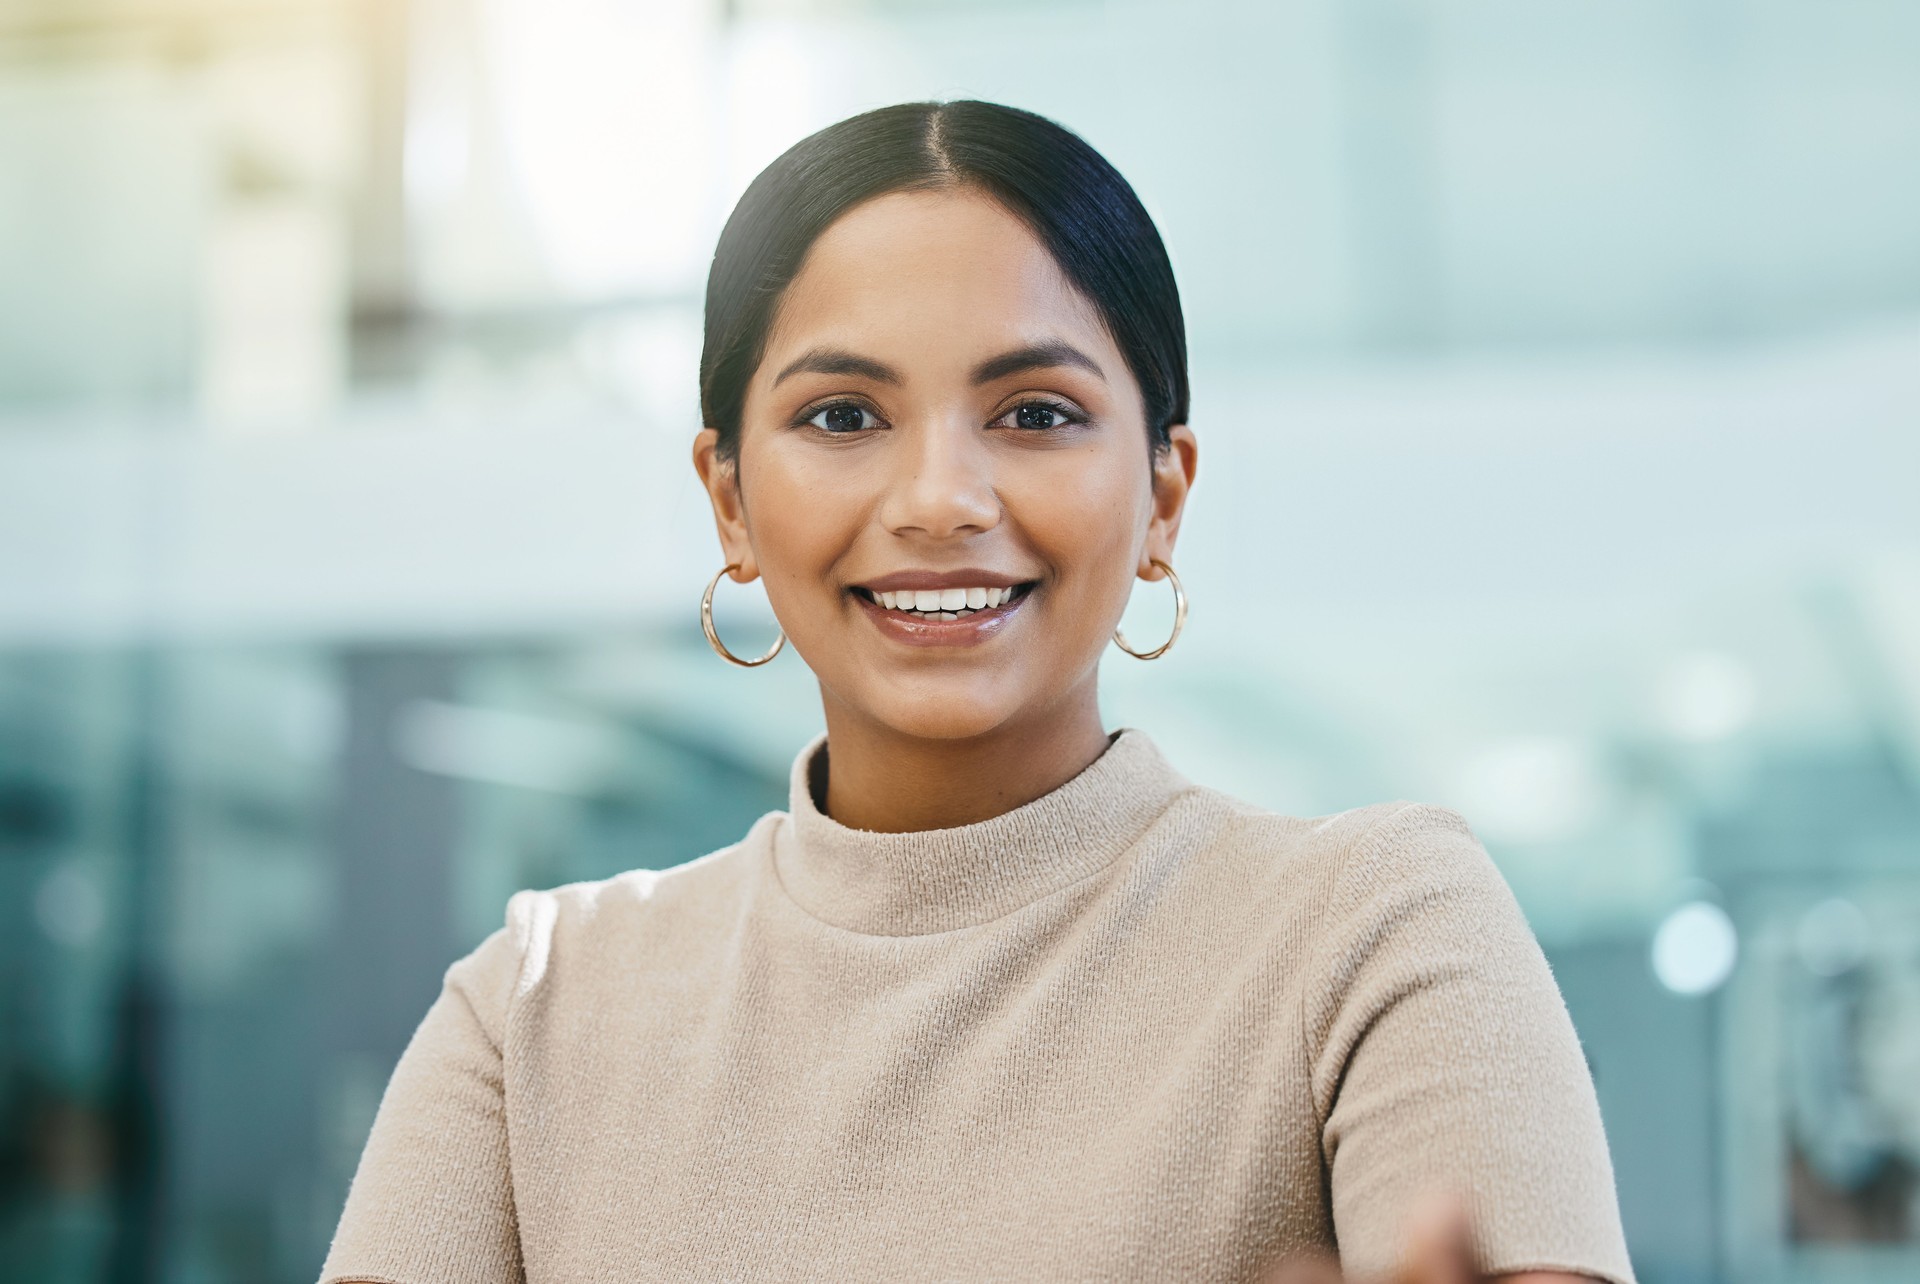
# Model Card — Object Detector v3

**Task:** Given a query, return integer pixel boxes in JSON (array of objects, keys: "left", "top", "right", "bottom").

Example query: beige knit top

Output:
[{"left": 321, "top": 730, "right": 1634, "bottom": 1284}]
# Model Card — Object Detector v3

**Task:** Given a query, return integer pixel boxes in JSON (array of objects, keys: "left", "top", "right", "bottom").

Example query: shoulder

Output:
[
  {"left": 1314, "top": 799, "right": 1500, "bottom": 905},
  {"left": 457, "top": 809, "right": 786, "bottom": 1014},
  {"left": 1137, "top": 787, "right": 1515, "bottom": 984},
  {"left": 1187, "top": 788, "right": 1497, "bottom": 910}
]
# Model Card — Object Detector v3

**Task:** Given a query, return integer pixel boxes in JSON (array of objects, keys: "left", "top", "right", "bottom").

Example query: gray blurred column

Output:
[
  {"left": 319, "top": 649, "right": 462, "bottom": 1204},
  {"left": 1552, "top": 941, "right": 1719, "bottom": 1284}
]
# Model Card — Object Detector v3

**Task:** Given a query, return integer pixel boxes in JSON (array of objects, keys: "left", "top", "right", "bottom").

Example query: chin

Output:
[
  {"left": 850, "top": 673, "right": 1026, "bottom": 743},
  {"left": 873, "top": 699, "right": 1018, "bottom": 743}
]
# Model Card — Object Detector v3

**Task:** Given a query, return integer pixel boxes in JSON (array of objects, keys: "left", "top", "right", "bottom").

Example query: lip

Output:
[
  {"left": 853, "top": 567, "right": 1030, "bottom": 594},
  {"left": 851, "top": 581, "right": 1035, "bottom": 648}
]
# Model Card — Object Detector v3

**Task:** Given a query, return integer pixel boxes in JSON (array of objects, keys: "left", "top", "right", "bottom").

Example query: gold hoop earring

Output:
[
  {"left": 1112, "top": 558, "right": 1187, "bottom": 660},
  {"left": 701, "top": 563, "right": 786, "bottom": 668}
]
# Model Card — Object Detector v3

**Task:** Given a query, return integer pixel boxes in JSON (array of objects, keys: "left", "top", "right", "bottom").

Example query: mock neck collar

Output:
[{"left": 775, "top": 729, "right": 1188, "bottom": 936}]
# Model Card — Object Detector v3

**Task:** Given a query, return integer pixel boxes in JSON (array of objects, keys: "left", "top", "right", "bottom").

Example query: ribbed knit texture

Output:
[{"left": 322, "top": 730, "right": 1635, "bottom": 1284}]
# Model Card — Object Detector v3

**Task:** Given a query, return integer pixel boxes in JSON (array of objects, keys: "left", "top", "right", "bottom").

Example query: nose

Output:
[{"left": 878, "top": 414, "right": 1001, "bottom": 540}]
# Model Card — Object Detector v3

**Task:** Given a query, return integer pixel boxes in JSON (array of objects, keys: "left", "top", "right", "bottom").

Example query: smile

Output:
[
  {"left": 854, "top": 583, "right": 1033, "bottom": 620},
  {"left": 847, "top": 578, "right": 1037, "bottom": 647}
]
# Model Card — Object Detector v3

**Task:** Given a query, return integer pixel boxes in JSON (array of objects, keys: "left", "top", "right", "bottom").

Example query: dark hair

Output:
[{"left": 699, "top": 100, "right": 1188, "bottom": 461}]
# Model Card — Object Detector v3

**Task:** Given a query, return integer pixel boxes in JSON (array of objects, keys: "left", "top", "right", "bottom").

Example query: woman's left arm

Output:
[
  {"left": 1300, "top": 805, "right": 1636, "bottom": 1284},
  {"left": 1267, "top": 1195, "right": 1609, "bottom": 1284}
]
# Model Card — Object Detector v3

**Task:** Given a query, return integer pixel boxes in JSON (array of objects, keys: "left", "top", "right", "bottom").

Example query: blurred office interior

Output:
[{"left": 1, "top": 0, "right": 1918, "bottom": 1280}]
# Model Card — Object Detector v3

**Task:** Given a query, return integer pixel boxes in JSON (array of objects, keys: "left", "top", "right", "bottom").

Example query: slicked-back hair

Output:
[{"left": 699, "top": 100, "right": 1188, "bottom": 462}]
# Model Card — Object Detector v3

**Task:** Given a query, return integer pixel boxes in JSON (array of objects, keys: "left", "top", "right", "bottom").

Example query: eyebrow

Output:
[
  {"left": 770, "top": 340, "right": 1105, "bottom": 389},
  {"left": 772, "top": 348, "right": 902, "bottom": 387},
  {"left": 970, "top": 340, "right": 1105, "bottom": 386}
]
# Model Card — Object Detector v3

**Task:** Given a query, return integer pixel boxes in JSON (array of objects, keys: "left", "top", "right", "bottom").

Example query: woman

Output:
[{"left": 323, "top": 102, "right": 1633, "bottom": 1284}]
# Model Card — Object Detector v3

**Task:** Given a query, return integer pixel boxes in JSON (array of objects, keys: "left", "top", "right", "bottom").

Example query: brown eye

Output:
[
  {"left": 807, "top": 402, "right": 877, "bottom": 433},
  {"left": 999, "top": 399, "right": 1085, "bottom": 431}
]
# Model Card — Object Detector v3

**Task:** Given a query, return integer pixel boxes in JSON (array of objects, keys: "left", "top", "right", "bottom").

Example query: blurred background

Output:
[{"left": 1, "top": 0, "right": 1917, "bottom": 1280}]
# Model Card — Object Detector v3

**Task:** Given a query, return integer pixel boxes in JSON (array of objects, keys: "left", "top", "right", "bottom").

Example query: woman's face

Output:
[{"left": 695, "top": 188, "right": 1195, "bottom": 743}]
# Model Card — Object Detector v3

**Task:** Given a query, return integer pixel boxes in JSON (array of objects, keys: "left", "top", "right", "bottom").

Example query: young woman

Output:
[{"left": 323, "top": 102, "right": 1633, "bottom": 1284}]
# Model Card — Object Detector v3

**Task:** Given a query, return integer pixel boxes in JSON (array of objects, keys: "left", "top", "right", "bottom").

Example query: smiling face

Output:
[{"left": 695, "top": 187, "right": 1195, "bottom": 744}]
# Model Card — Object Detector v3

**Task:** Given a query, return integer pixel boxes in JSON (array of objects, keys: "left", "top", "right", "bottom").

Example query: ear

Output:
[
  {"left": 1139, "top": 422, "right": 1197, "bottom": 580},
  {"left": 692, "top": 428, "right": 759, "bottom": 582}
]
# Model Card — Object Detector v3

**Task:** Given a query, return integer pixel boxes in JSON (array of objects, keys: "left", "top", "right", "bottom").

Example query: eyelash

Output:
[
  {"left": 994, "top": 397, "right": 1088, "bottom": 431},
  {"left": 794, "top": 398, "right": 887, "bottom": 434},
  {"left": 792, "top": 396, "right": 1089, "bottom": 435}
]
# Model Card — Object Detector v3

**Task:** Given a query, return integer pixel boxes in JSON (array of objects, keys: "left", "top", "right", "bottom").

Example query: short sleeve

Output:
[
  {"left": 320, "top": 893, "right": 540, "bottom": 1284},
  {"left": 1306, "top": 805, "right": 1636, "bottom": 1284}
]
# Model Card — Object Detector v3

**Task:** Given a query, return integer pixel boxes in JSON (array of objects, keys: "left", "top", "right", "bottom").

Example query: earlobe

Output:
[
  {"left": 693, "top": 428, "right": 759, "bottom": 582},
  {"left": 1140, "top": 423, "right": 1197, "bottom": 579}
]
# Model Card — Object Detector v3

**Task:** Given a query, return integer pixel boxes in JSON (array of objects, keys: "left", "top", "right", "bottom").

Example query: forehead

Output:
[{"left": 760, "top": 188, "right": 1115, "bottom": 374}]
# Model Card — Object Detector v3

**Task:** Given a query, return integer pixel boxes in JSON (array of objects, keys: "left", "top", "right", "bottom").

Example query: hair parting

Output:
[{"left": 699, "top": 101, "right": 1188, "bottom": 464}]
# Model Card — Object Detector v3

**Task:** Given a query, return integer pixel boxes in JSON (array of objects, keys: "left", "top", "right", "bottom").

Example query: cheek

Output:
[
  {"left": 735, "top": 439, "right": 865, "bottom": 598},
  {"left": 1007, "top": 443, "right": 1151, "bottom": 577}
]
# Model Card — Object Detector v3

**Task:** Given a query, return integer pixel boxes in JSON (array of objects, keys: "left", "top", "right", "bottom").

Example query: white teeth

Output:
[{"left": 872, "top": 585, "right": 1022, "bottom": 615}]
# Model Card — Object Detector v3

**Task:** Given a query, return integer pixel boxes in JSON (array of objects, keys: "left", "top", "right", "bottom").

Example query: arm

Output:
[
  {"left": 1303, "top": 806, "right": 1635, "bottom": 1284},
  {"left": 1269, "top": 1195, "right": 1610, "bottom": 1283},
  {"left": 319, "top": 899, "right": 536, "bottom": 1284}
]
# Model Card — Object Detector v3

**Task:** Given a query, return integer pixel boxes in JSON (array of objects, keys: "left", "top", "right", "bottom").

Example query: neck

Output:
[{"left": 819, "top": 680, "right": 1112, "bottom": 833}]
